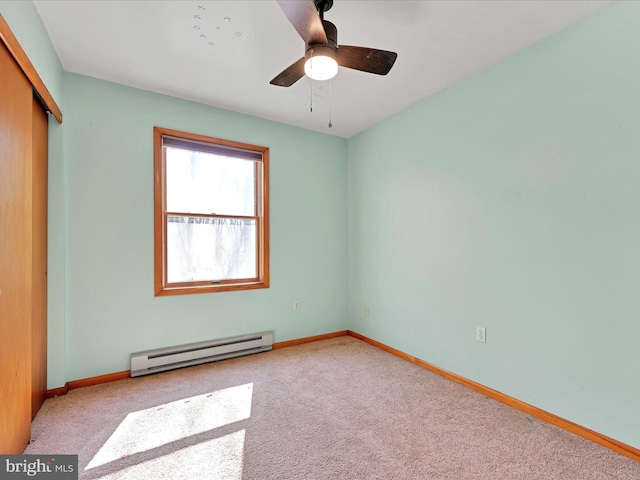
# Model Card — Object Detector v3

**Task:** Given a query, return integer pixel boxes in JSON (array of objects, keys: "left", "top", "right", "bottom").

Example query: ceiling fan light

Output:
[{"left": 304, "top": 55, "right": 338, "bottom": 81}]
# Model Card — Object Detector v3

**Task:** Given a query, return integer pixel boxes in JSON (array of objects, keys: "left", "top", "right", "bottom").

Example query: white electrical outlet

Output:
[
  {"left": 293, "top": 300, "right": 300, "bottom": 311},
  {"left": 363, "top": 306, "right": 369, "bottom": 318},
  {"left": 476, "top": 326, "right": 486, "bottom": 343}
]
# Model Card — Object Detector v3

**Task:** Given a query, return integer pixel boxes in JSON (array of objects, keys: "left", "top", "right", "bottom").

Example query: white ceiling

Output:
[{"left": 34, "top": 0, "right": 613, "bottom": 138}]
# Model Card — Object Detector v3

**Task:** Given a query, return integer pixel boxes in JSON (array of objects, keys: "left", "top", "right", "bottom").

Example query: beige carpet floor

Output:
[{"left": 25, "top": 336, "right": 640, "bottom": 479}]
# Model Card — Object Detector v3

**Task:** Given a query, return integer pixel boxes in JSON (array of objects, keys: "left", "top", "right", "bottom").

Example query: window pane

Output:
[
  {"left": 167, "top": 216, "right": 257, "bottom": 283},
  {"left": 166, "top": 147, "right": 256, "bottom": 216}
]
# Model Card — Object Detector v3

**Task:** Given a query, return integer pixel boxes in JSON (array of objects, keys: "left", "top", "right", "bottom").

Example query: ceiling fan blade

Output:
[
  {"left": 270, "top": 57, "right": 306, "bottom": 87},
  {"left": 277, "top": 0, "right": 328, "bottom": 45},
  {"left": 337, "top": 45, "right": 398, "bottom": 75}
]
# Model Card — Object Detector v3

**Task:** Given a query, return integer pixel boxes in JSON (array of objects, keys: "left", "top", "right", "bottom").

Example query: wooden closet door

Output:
[
  {"left": 31, "top": 98, "right": 48, "bottom": 419},
  {"left": 0, "top": 41, "right": 34, "bottom": 453}
]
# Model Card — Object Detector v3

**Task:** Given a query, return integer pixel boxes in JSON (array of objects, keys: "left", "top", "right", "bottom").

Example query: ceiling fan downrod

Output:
[{"left": 314, "top": 0, "right": 333, "bottom": 19}]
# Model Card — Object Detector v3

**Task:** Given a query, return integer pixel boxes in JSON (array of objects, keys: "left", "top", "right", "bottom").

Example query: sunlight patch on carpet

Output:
[
  {"left": 93, "top": 430, "right": 246, "bottom": 480},
  {"left": 85, "top": 383, "right": 253, "bottom": 470}
]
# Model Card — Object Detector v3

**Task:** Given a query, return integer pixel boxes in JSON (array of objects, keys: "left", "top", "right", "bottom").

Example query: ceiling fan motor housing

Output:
[{"left": 305, "top": 20, "right": 337, "bottom": 60}]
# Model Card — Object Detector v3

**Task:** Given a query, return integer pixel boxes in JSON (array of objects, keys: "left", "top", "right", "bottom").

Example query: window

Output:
[{"left": 154, "top": 127, "right": 269, "bottom": 295}]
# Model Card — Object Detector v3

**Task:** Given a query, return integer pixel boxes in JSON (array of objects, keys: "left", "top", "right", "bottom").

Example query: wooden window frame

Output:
[{"left": 154, "top": 127, "right": 269, "bottom": 296}]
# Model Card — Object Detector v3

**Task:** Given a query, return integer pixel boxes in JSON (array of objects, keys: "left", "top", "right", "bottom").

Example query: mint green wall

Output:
[
  {"left": 0, "top": 1, "right": 67, "bottom": 389},
  {"left": 59, "top": 73, "right": 347, "bottom": 382},
  {"left": 0, "top": 1, "right": 64, "bottom": 106},
  {"left": 47, "top": 118, "right": 66, "bottom": 389},
  {"left": 348, "top": 2, "right": 640, "bottom": 449}
]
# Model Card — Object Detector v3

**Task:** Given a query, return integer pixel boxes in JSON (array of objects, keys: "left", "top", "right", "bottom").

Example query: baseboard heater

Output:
[{"left": 130, "top": 331, "right": 273, "bottom": 377}]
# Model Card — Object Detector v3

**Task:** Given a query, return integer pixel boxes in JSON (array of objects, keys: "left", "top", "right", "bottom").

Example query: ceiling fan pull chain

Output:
[
  {"left": 328, "top": 79, "right": 333, "bottom": 128},
  {"left": 310, "top": 50, "right": 314, "bottom": 113}
]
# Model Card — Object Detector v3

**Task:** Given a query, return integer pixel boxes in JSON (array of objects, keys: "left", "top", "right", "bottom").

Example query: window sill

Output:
[{"left": 155, "top": 280, "right": 269, "bottom": 297}]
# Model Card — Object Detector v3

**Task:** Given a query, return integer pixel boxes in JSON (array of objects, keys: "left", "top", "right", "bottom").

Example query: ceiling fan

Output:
[{"left": 270, "top": 0, "right": 398, "bottom": 87}]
